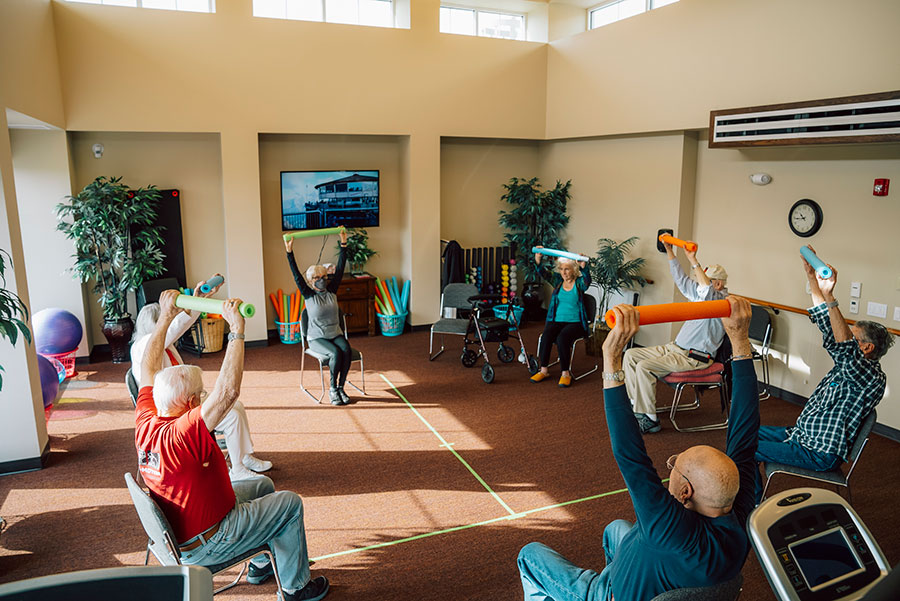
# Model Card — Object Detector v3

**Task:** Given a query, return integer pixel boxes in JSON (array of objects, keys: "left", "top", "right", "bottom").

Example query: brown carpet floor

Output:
[{"left": 2, "top": 324, "right": 899, "bottom": 600}]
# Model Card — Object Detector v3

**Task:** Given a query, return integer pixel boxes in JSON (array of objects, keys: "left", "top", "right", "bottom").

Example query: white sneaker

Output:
[
  {"left": 242, "top": 455, "right": 273, "bottom": 473},
  {"left": 229, "top": 463, "right": 257, "bottom": 481}
]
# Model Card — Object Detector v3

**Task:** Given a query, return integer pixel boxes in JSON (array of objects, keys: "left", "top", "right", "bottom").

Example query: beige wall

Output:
[
  {"left": 440, "top": 137, "right": 541, "bottom": 249},
  {"left": 546, "top": 0, "right": 900, "bottom": 138},
  {"left": 69, "top": 132, "right": 225, "bottom": 344},
  {"left": 258, "top": 134, "right": 404, "bottom": 329}
]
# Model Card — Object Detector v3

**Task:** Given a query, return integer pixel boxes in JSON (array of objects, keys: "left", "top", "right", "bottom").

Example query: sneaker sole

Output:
[{"left": 246, "top": 568, "right": 273, "bottom": 585}]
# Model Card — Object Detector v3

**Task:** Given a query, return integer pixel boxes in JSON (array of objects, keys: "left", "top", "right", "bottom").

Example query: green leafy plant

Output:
[
  {"left": 337, "top": 228, "right": 377, "bottom": 274},
  {"left": 498, "top": 177, "right": 572, "bottom": 283},
  {"left": 56, "top": 176, "right": 166, "bottom": 321},
  {"left": 0, "top": 249, "right": 32, "bottom": 391},
  {"left": 590, "top": 237, "right": 647, "bottom": 319}
]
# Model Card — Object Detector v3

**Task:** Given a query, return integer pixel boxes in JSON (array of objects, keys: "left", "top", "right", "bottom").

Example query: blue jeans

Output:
[
  {"left": 754, "top": 426, "right": 843, "bottom": 502},
  {"left": 517, "top": 519, "right": 633, "bottom": 601},
  {"left": 180, "top": 476, "right": 311, "bottom": 591}
]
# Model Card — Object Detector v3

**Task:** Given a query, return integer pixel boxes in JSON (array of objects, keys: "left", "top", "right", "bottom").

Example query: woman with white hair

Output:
[
  {"left": 130, "top": 276, "right": 272, "bottom": 481},
  {"left": 285, "top": 229, "right": 354, "bottom": 406},
  {"left": 530, "top": 248, "right": 592, "bottom": 388}
]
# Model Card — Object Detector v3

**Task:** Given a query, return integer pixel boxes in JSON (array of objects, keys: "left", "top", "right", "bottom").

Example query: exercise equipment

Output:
[
  {"left": 604, "top": 299, "right": 731, "bottom": 329},
  {"left": 37, "top": 354, "right": 60, "bottom": 409},
  {"left": 658, "top": 233, "right": 698, "bottom": 253},
  {"left": 800, "top": 246, "right": 834, "bottom": 279},
  {"left": 748, "top": 487, "right": 890, "bottom": 600},
  {"left": 283, "top": 226, "right": 344, "bottom": 242},
  {"left": 530, "top": 247, "right": 590, "bottom": 262},
  {"left": 33, "top": 308, "right": 83, "bottom": 355},
  {"left": 199, "top": 275, "right": 224, "bottom": 294},
  {"left": 175, "top": 295, "right": 255, "bottom": 318}
]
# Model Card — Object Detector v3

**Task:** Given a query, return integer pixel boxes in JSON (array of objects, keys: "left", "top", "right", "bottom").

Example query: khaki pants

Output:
[{"left": 623, "top": 342, "right": 710, "bottom": 415}]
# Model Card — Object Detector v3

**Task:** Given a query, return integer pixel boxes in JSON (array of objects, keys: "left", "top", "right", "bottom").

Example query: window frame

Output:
[
  {"left": 66, "top": 0, "right": 216, "bottom": 12},
  {"left": 252, "top": 0, "right": 396, "bottom": 27},
  {"left": 587, "top": 0, "right": 677, "bottom": 30},
  {"left": 439, "top": 3, "right": 527, "bottom": 41}
]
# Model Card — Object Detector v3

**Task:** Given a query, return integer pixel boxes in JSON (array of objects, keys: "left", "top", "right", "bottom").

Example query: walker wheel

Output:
[
  {"left": 481, "top": 363, "right": 495, "bottom": 383},
  {"left": 497, "top": 344, "right": 515, "bottom": 363},
  {"left": 527, "top": 355, "right": 539, "bottom": 375},
  {"left": 461, "top": 349, "right": 478, "bottom": 368}
]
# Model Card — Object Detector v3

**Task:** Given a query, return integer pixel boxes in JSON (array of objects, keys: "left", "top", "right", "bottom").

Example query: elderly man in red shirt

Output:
[{"left": 135, "top": 290, "right": 328, "bottom": 601}]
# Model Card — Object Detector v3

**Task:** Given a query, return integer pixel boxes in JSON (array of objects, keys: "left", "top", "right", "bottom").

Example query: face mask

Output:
[{"left": 314, "top": 278, "right": 327, "bottom": 291}]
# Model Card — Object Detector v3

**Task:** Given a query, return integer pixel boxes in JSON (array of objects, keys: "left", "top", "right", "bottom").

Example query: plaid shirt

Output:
[{"left": 786, "top": 303, "right": 886, "bottom": 460}]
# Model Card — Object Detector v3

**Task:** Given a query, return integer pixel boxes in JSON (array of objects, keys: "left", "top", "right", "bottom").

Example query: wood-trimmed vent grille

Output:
[{"left": 709, "top": 90, "right": 900, "bottom": 147}]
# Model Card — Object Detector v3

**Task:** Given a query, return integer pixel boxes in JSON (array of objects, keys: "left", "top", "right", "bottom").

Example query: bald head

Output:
[{"left": 668, "top": 445, "right": 740, "bottom": 515}]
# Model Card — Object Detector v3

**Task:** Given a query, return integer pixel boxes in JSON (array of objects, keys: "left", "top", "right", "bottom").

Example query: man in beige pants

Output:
[{"left": 624, "top": 240, "right": 728, "bottom": 433}]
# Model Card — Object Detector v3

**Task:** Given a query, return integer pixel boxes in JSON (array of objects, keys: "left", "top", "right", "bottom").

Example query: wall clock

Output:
[{"left": 788, "top": 199, "right": 823, "bottom": 237}]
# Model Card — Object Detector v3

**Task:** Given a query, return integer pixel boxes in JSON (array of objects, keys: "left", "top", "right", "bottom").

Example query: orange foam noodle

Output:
[
  {"left": 658, "top": 233, "right": 698, "bottom": 253},
  {"left": 269, "top": 293, "right": 283, "bottom": 321},
  {"left": 605, "top": 299, "right": 731, "bottom": 329}
]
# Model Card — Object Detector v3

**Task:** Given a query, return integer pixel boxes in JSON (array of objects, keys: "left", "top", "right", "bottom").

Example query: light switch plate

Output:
[
  {"left": 850, "top": 282, "right": 862, "bottom": 298},
  {"left": 849, "top": 299, "right": 860, "bottom": 314},
  {"left": 866, "top": 302, "right": 887, "bottom": 319},
  {"left": 894, "top": 306, "right": 900, "bottom": 322}
]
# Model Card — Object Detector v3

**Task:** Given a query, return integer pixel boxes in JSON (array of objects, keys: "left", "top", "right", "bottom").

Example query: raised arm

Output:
[
  {"left": 684, "top": 247, "right": 711, "bottom": 288},
  {"left": 142, "top": 290, "right": 182, "bottom": 387},
  {"left": 802, "top": 247, "right": 853, "bottom": 346},
  {"left": 326, "top": 229, "right": 349, "bottom": 294},
  {"left": 285, "top": 236, "right": 315, "bottom": 298},
  {"left": 200, "top": 299, "right": 245, "bottom": 432}
]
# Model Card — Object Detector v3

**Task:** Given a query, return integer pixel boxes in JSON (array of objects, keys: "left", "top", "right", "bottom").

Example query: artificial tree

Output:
[
  {"left": 590, "top": 236, "right": 648, "bottom": 317},
  {"left": 336, "top": 228, "right": 377, "bottom": 274},
  {"left": 0, "top": 249, "right": 31, "bottom": 390},
  {"left": 56, "top": 176, "right": 166, "bottom": 362}
]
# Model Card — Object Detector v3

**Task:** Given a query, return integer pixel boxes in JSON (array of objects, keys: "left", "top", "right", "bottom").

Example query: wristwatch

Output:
[
  {"left": 603, "top": 369, "right": 625, "bottom": 382},
  {"left": 227, "top": 332, "right": 245, "bottom": 341}
]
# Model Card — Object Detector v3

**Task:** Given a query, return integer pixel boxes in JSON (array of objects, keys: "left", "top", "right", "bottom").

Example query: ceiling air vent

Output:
[{"left": 709, "top": 90, "right": 900, "bottom": 148}]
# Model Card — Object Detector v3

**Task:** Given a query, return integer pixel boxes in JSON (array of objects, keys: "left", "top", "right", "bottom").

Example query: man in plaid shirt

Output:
[{"left": 754, "top": 247, "right": 894, "bottom": 501}]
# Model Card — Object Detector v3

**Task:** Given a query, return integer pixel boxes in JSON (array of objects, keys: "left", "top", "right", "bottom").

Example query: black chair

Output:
[
  {"left": 761, "top": 410, "right": 877, "bottom": 502},
  {"left": 535, "top": 293, "right": 599, "bottom": 381},
  {"left": 299, "top": 309, "right": 365, "bottom": 403},
  {"left": 429, "top": 283, "right": 480, "bottom": 360},
  {"left": 651, "top": 572, "right": 743, "bottom": 601},
  {"left": 127, "top": 368, "right": 140, "bottom": 407},
  {"left": 748, "top": 305, "right": 773, "bottom": 400}
]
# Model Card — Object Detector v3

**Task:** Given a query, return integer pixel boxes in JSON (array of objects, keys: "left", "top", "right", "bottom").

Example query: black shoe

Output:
[
  {"left": 329, "top": 388, "right": 344, "bottom": 406},
  {"left": 338, "top": 388, "right": 352, "bottom": 404},
  {"left": 634, "top": 413, "right": 662, "bottom": 434},
  {"left": 246, "top": 561, "right": 273, "bottom": 585},
  {"left": 284, "top": 576, "right": 329, "bottom": 601}
]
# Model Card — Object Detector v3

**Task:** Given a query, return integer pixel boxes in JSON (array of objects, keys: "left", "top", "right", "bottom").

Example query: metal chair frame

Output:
[
  {"left": 749, "top": 305, "right": 773, "bottom": 400},
  {"left": 299, "top": 310, "right": 365, "bottom": 404},
  {"left": 760, "top": 410, "right": 877, "bottom": 503},
  {"left": 429, "top": 283, "right": 480, "bottom": 361},
  {"left": 658, "top": 362, "right": 730, "bottom": 432},
  {"left": 124, "top": 472, "right": 283, "bottom": 598},
  {"left": 535, "top": 294, "right": 599, "bottom": 381}
]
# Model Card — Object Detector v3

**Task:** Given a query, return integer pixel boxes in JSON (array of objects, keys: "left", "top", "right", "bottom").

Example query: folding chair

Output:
[
  {"left": 761, "top": 410, "right": 877, "bottom": 503},
  {"left": 749, "top": 304, "right": 773, "bottom": 400},
  {"left": 299, "top": 309, "right": 365, "bottom": 404},
  {"left": 535, "top": 294, "right": 599, "bottom": 380},
  {"left": 124, "top": 473, "right": 283, "bottom": 598},
  {"left": 126, "top": 368, "right": 140, "bottom": 407},
  {"left": 651, "top": 572, "right": 742, "bottom": 601},
  {"left": 429, "top": 283, "right": 479, "bottom": 361}
]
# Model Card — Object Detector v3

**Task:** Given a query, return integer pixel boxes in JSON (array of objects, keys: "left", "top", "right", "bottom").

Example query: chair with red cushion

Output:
[{"left": 659, "top": 362, "right": 730, "bottom": 432}]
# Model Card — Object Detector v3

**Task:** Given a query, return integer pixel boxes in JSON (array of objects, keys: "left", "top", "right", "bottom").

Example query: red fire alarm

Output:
[{"left": 873, "top": 179, "right": 889, "bottom": 196}]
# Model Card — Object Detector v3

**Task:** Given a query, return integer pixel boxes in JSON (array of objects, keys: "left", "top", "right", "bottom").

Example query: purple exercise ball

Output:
[
  {"left": 37, "top": 354, "right": 60, "bottom": 409},
  {"left": 33, "top": 308, "right": 83, "bottom": 355}
]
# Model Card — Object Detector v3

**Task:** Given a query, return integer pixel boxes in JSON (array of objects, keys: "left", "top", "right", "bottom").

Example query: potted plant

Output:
[
  {"left": 56, "top": 176, "right": 166, "bottom": 363},
  {"left": 498, "top": 177, "right": 571, "bottom": 319},
  {"left": 0, "top": 249, "right": 32, "bottom": 390},
  {"left": 338, "top": 228, "right": 377, "bottom": 274},
  {"left": 586, "top": 236, "right": 647, "bottom": 354}
]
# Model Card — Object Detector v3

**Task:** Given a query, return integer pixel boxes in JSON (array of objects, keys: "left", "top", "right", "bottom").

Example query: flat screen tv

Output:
[{"left": 281, "top": 170, "right": 380, "bottom": 231}]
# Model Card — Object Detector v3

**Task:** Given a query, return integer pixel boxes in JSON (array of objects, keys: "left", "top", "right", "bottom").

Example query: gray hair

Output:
[
  {"left": 554, "top": 258, "right": 581, "bottom": 278},
  {"left": 305, "top": 264, "right": 326, "bottom": 285},
  {"left": 133, "top": 303, "right": 161, "bottom": 342},
  {"left": 856, "top": 321, "right": 895, "bottom": 360},
  {"left": 153, "top": 365, "right": 203, "bottom": 416}
]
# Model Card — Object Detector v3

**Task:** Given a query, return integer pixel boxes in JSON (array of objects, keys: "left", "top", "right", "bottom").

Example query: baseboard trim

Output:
[{"left": 0, "top": 438, "right": 50, "bottom": 476}]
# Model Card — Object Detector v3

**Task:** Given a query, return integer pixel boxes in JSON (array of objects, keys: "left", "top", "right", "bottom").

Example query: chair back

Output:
[
  {"left": 582, "top": 293, "right": 597, "bottom": 325},
  {"left": 440, "top": 283, "right": 480, "bottom": 313},
  {"left": 845, "top": 410, "right": 877, "bottom": 481},
  {"left": 651, "top": 572, "right": 742, "bottom": 601},
  {"left": 126, "top": 368, "right": 140, "bottom": 407},
  {"left": 123, "top": 473, "right": 182, "bottom": 566},
  {"left": 300, "top": 309, "right": 310, "bottom": 348},
  {"left": 749, "top": 305, "right": 773, "bottom": 349}
]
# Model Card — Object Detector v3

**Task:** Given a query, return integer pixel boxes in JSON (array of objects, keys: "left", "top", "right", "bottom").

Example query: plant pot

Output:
[
  {"left": 585, "top": 322, "right": 611, "bottom": 357},
  {"left": 102, "top": 316, "right": 134, "bottom": 364},
  {"left": 522, "top": 282, "right": 546, "bottom": 322},
  {"left": 350, "top": 262, "right": 367, "bottom": 275}
]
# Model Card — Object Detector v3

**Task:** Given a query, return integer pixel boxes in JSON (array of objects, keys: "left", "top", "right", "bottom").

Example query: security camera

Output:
[{"left": 92, "top": 143, "right": 104, "bottom": 159}]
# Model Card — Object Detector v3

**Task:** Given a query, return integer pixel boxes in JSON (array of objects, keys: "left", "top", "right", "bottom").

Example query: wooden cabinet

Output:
[{"left": 335, "top": 275, "right": 377, "bottom": 336}]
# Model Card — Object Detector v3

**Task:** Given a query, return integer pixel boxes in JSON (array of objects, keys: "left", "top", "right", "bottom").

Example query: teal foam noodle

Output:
[
  {"left": 800, "top": 246, "right": 833, "bottom": 279},
  {"left": 400, "top": 280, "right": 411, "bottom": 313}
]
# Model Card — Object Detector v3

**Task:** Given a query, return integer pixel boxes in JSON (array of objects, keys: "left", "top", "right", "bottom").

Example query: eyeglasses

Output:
[{"left": 666, "top": 454, "right": 692, "bottom": 488}]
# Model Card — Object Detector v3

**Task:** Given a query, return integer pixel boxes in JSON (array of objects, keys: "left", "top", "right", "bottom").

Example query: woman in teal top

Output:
[{"left": 530, "top": 248, "right": 592, "bottom": 388}]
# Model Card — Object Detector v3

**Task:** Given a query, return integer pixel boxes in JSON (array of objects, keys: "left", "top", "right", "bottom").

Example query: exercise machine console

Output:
[{"left": 748, "top": 488, "right": 889, "bottom": 601}]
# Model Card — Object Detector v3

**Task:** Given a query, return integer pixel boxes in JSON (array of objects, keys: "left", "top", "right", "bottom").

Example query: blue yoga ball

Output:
[
  {"left": 37, "top": 354, "right": 60, "bottom": 408},
  {"left": 33, "top": 308, "right": 83, "bottom": 355}
]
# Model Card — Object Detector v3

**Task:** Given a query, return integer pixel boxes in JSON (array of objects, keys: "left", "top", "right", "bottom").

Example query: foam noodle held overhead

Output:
[
  {"left": 199, "top": 274, "right": 224, "bottom": 294},
  {"left": 530, "top": 247, "right": 590, "bottom": 262},
  {"left": 175, "top": 294, "right": 256, "bottom": 318},
  {"left": 658, "top": 233, "right": 698, "bottom": 253},
  {"left": 283, "top": 226, "right": 345, "bottom": 242},
  {"left": 799, "top": 246, "right": 834, "bottom": 279},
  {"left": 605, "top": 299, "right": 731, "bottom": 329}
]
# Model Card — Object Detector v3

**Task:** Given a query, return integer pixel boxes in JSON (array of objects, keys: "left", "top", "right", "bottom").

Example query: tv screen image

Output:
[{"left": 281, "top": 170, "right": 380, "bottom": 231}]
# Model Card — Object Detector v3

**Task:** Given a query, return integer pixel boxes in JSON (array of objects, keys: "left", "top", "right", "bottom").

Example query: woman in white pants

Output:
[{"left": 130, "top": 276, "right": 272, "bottom": 481}]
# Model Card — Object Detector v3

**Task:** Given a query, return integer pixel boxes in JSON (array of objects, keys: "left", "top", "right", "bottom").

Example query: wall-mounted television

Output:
[{"left": 281, "top": 170, "right": 380, "bottom": 231}]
